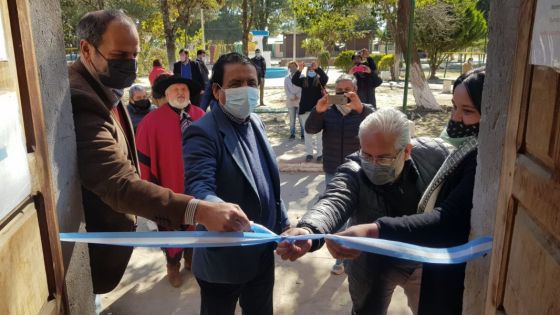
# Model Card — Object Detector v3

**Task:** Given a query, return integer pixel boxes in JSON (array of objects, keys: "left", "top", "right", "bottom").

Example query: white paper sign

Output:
[
  {"left": 0, "top": 92, "right": 32, "bottom": 220},
  {"left": 0, "top": 10, "right": 7, "bottom": 61},
  {"left": 531, "top": 0, "right": 560, "bottom": 69}
]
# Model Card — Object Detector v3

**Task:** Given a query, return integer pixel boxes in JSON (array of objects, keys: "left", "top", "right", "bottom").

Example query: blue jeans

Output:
[{"left": 288, "top": 107, "right": 303, "bottom": 137}]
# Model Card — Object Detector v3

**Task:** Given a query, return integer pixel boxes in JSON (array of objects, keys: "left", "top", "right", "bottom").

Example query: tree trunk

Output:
[
  {"left": 410, "top": 62, "right": 439, "bottom": 110},
  {"left": 393, "top": 40, "right": 402, "bottom": 81},
  {"left": 160, "top": 0, "right": 176, "bottom": 67},
  {"left": 397, "top": 0, "right": 441, "bottom": 110},
  {"left": 242, "top": 0, "right": 249, "bottom": 55},
  {"left": 384, "top": 14, "right": 401, "bottom": 81}
]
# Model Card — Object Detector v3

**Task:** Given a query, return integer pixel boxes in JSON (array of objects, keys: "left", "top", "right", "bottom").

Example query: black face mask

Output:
[
  {"left": 94, "top": 46, "right": 137, "bottom": 89},
  {"left": 131, "top": 99, "right": 151, "bottom": 110},
  {"left": 446, "top": 119, "right": 479, "bottom": 138}
]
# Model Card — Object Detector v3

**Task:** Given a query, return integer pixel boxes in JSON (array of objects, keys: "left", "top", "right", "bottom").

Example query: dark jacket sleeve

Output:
[
  {"left": 297, "top": 161, "right": 361, "bottom": 250},
  {"left": 376, "top": 152, "right": 477, "bottom": 246},
  {"left": 316, "top": 68, "right": 329, "bottom": 87},
  {"left": 366, "top": 56, "right": 377, "bottom": 72},
  {"left": 360, "top": 103, "right": 375, "bottom": 117},
  {"left": 173, "top": 62, "right": 180, "bottom": 76},
  {"left": 305, "top": 107, "right": 326, "bottom": 134},
  {"left": 291, "top": 70, "right": 304, "bottom": 87}
]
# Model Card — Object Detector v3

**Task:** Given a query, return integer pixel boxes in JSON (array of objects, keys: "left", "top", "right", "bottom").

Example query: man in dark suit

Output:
[
  {"left": 69, "top": 9, "right": 250, "bottom": 294},
  {"left": 173, "top": 48, "right": 205, "bottom": 106},
  {"left": 250, "top": 48, "right": 267, "bottom": 106},
  {"left": 184, "top": 52, "right": 290, "bottom": 315}
]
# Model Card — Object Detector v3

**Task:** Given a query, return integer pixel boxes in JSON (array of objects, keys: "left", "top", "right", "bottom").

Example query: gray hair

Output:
[
  {"left": 358, "top": 108, "right": 411, "bottom": 150},
  {"left": 335, "top": 74, "right": 358, "bottom": 90},
  {"left": 76, "top": 10, "right": 135, "bottom": 47},
  {"left": 129, "top": 85, "right": 146, "bottom": 99}
]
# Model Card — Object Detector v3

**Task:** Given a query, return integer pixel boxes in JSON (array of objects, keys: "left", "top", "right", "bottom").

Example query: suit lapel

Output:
[{"left": 213, "top": 106, "right": 259, "bottom": 197}]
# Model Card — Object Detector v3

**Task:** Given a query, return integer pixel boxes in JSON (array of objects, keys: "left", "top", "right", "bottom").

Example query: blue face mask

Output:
[
  {"left": 221, "top": 86, "right": 259, "bottom": 120},
  {"left": 307, "top": 71, "right": 316, "bottom": 78}
]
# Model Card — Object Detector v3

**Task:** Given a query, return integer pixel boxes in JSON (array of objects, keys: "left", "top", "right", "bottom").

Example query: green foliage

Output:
[
  {"left": 291, "top": 0, "right": 377, "bottom": 52},
  {"left": 318, "top": 51, "right": 331, "bottom": 69},
  {"left": 414, "top": 0, "right": 487, "bottom": 79},
  {"left": 301, "top": 38, "right": 325, "bottom": 57},
  {"left": 371, "top": 53, "right": 385, "bottom": 66},
  {"left": 377, "top": 54, "right": 394, "bottom": 71},
  {"left": 334, "top": 50, "right": 356, "bottom": 73}
]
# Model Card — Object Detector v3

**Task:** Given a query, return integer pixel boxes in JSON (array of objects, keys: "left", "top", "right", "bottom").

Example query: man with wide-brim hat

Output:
[{"left": 135, "top": 75, "right": 206, "bottom": 287}]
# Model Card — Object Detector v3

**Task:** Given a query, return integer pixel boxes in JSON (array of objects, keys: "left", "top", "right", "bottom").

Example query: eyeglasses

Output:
[{"left": 359, "top": 149, "right": 403, "bottom": 166}]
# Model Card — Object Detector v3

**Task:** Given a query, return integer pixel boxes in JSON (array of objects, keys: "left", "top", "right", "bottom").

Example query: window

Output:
[{"left": 0, "top": 2, "right": 32, "bottom": 221}]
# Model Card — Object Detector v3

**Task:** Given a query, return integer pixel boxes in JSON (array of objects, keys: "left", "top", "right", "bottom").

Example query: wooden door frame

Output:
[
  {"left": 484, "top": 0, "right": 540, "bottom": 313},
  {"left": 5, "top": 0, "right": 67, "bottom": 313}
]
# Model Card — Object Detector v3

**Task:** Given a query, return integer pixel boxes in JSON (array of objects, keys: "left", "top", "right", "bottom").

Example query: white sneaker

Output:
[{"left": 331, "top": 261, "right": 345, "bottom": 275}]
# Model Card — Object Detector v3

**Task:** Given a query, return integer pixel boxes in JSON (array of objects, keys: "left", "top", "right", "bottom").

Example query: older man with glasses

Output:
[{"left": 276, "top": 108, "right": 453, "bottom": 315}]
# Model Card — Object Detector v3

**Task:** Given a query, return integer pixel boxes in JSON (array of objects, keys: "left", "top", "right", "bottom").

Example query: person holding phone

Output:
[
  {"left": 292, "top": 61, "right": 329, "bottom": 162},
  {"left": 305, "top": 74, "right": 374, "bottom": 183},
  {"left": 349, "top": 53, "right": 375, "bottom": 107}
]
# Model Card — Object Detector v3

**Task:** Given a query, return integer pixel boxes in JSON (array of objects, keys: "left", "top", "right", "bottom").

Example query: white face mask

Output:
[
  {"left": 221, "top": 86, "right": 259, "bottom": 120},
  {"left": 168, "top": 98, "right": 190, "bottom": 110},
  {"left": 335, "top": 105, "right": 352, "bottom": 116}
]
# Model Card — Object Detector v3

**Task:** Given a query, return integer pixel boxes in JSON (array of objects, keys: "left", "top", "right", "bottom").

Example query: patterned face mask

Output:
[{"left": 446, "top": 120, "right": 479, "bottom": 138}]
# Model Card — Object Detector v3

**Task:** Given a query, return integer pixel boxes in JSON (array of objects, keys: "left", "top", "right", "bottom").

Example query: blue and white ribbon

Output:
[
  {"left": 325, "top": 234, "right": 493, "bottom": 264},
  {"left": 60, "top": 224, "right": 492, "bottom": 264}
]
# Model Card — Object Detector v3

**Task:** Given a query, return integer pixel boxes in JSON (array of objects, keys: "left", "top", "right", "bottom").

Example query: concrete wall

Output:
[
  {"left": 27, "top": 0, "right": 95, "bottom": 313},
  {"left": 463, "top": 0, "right": 522, "bottom": 313}
]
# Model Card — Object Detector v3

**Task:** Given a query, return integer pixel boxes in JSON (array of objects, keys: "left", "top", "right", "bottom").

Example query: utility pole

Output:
[{"left": 201, "top": 8, "right": 206, "bottom": 50}]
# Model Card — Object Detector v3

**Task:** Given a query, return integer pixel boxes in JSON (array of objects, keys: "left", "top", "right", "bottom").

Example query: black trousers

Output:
[{"left": 196, "top": 250, "right": 274, "bottom": 315}]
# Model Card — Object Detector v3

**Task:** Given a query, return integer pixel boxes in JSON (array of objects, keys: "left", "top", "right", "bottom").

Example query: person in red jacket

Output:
[
  {"left": 148, "top": 59, "right": 168, "bottom": 87},
  {"left": 135, "top": 75, "right": 205, "bottom": 287}
]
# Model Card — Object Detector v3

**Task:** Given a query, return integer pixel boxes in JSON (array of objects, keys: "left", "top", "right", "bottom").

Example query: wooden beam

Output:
[
  {"left": 7, "top": 0, "right": 67, "bottom": 313},
  {"left": 484, "top": 0, "right": 537, "bottom": 313}
]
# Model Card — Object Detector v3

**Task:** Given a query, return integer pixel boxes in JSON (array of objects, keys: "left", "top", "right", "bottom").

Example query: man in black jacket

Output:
[
  {"left": 277, "top": 108, "right": 452, "bottom": 315},
  {"left": 173, "top": 48, "right": 204, "bottom": 106},
  {"left": 305, "top": 74, "right": 374, "bottom": 184},
  {"left": 250, "top": 48, "right": 267, "bottom": 106}
]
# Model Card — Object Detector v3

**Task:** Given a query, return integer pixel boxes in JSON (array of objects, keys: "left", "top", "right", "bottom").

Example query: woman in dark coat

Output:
[
  {"left": 292, "top": 61, "right": 329, "bottom": 162},
  {"left": 326, "top": 69, "right": 486, "bottom": 315}
]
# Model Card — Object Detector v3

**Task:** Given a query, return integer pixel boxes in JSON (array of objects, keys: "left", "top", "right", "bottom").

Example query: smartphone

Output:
[
  {"left": 354, "top": 65, "right": 366, "bottom": 72},
  {"left": 329, "top": 94, "right": 349, "bottom": 105}
]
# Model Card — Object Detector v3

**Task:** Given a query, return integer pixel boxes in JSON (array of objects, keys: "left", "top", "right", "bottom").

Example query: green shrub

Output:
[
  {"left": 334, "top": 50, "right": 356, "bottom": 73},
  {"left": 301, "top": 38, "right": 325, "bottom": 57},
  {"left": 378, "top": 54, "right": 395, "bottom": 71},
  {"left": 318, "top": 51, "right": 331, "bottom": 69},
  {"left": 371, "top": 53, "right": 385, "bottom": 66}
]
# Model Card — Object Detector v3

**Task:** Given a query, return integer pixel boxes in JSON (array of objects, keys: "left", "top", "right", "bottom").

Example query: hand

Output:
[
  {"left": 292, "top": 95, "right": 300, "bottom": 102},
  {"left": 194, "top": 200, "right": 251, "bottom": 232},
  {"left": 315, "top": 93, "right": 330, "bottom": 113},
  {"left": 344, "top": 91, "right": 363, "bottom": 113},
  {"left": 298, "top": 61, "right": 305, "bottom": 71},
  {"left": 348, "top": 66, "right": 356, "bottom": 75},
  {"left": 276, "top": 227, "right": 313, "bottom": 261},
  {"left": 325, "top": 223, "right": 379, "bottom": 260},
  {"left": 363, "top": 65, "right": 372, "bottom": 74}
]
